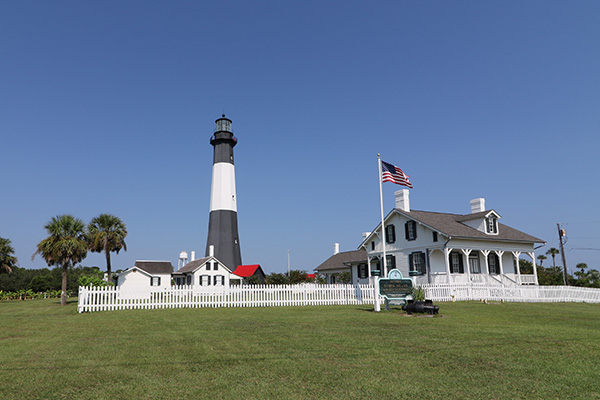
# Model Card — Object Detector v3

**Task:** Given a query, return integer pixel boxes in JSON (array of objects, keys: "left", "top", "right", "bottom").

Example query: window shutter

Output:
[
  {"left": 419, "top": 252, "right": 426, "bottom": 274},
  {"left": 385, "top": 225, "right": 395, "bottom": 244},
  {"left": 157, "top": 277, "right": 161, "bottom": 286},
  {"left": 405, "top": 223, "right": 410, "bottom": 240},
  {"left": 409, "top": 253, "right": 414, "bottom": 271},
  {"left": 459, "top": 254, "right": 464, "bottom": 274}
]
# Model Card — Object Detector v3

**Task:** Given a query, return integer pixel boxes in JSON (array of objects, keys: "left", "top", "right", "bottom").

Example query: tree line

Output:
[
  {"left": 1, "top": 213, "right": 127, "bottom": 306},
  {"left": 521, "top": 246, "right": 599, "bottom": 287}
]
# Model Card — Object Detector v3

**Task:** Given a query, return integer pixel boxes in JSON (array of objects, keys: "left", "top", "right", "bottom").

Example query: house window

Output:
[
  {"left": 386, "top": 254, "right": 396, "bottom": 269},
  {"left": 450, "top": 252, "right": 464, "bottom": 274},
  {"left": 186, "top": 275, "right": 192, "bottom": 285},
  {"left": 150, "top": 277, "right": 161, "bottom": 286},
  {"left": 214, "top": 275, "right": 224, "bottom": 286},
  {"left": 433, "top": 232, "right": 438, "bottom": 242},
  {"left": 358, "top": 263, "right": 368, "bottom": 279},
  {"left": 469, "top": 253, "right": 481, "bottom": 274},
  {"left": 385, "top": 225, "right": 396, "bottom": 244},
  {"left": 488, "top": 253, "right": 500, "bottom": 274},
  {"left": 371, "top": 241, "right": 375, "bottom": 251},
  {"left": 200, "top": 275, "right": 211, "bottom": 286},
  {"left": 206, "top": 263, "right": 211, "bottom": 271},
  {"left": 409, "top": 252, "right": 426, "bottom": 275},
  {"left": 486, "top": 217, "right": 498, "bottom": 234},
  {"left": 213, "top": 262, "right": 218, "bottom": 271},
  {"left": 405, "top": 221, "right": 417, "bottom": 241}
]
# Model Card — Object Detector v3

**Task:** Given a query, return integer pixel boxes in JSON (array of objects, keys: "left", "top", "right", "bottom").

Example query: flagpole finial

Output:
[{"left": 377, "top": 153, "right": 380, "bottom": 157}]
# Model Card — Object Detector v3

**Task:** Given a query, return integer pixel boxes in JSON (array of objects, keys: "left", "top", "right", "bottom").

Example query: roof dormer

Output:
[{"left": 459, "top": 210, "right": 501, "bottom": 235}]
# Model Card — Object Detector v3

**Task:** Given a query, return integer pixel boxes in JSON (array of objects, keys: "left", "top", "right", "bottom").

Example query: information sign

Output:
[{"left": 378, "top": 269, "right": 413, "bottom": 300}]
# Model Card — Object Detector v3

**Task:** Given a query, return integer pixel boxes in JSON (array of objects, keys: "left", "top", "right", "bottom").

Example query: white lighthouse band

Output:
[{"left": 209, "top": 162, "right": 237, "bottom": 212}]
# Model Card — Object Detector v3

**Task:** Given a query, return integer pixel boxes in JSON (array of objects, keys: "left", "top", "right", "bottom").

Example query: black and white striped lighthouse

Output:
[{"left": 205, "top": 115, "right": 242, "bottom": 270}]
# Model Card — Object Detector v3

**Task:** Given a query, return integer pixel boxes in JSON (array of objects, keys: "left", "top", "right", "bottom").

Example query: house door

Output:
[{"left": 469, "top": 254, "right": 481, "bottom": 273}]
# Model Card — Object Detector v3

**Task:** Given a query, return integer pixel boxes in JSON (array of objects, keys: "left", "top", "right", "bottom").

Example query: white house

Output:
[
  {"left": 172, "top": 256, "right": 242, "bottom": 287},
  {"left": 359, "top": 190, "right": 545, "bottom": 286},
  {"left": 315, "top": 244, "right": 368, "bottom": 285},
  {"left": 114, "top": 261, "right": 174, "bottom": 291}
]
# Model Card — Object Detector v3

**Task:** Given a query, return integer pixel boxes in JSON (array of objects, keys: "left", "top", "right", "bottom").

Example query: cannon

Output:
[{"left": 402, "top": 299, "right": 439, "bottom": 315}]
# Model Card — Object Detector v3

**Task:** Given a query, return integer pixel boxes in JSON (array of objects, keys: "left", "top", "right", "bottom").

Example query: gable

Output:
[{"left": 175, "top": 256, "right": 234, "bottom": 275}]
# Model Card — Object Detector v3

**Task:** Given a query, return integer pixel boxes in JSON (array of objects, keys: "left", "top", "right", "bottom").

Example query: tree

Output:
[
  {"left": 33, "top": 215, "right": 88, "bottom": 306},
  {"left": 546, "top": 248, "right": 560, "bottom": 273},
  {"left": 537, "top": 254, "right": 547, "bottom": 267},
  {"left": 87, "top": 214, "right": 127, "bottom": 283},
  {"left": 0, "top": 236, "right": 18, "bottom": 274},
  {"left": 575, "top": 263, "right": 588, "bottom": 276}
]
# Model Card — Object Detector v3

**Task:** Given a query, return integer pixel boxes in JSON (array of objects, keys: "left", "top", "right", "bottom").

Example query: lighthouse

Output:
[{"left": 205, "top": 115, "right": 242, "bottom": 270}]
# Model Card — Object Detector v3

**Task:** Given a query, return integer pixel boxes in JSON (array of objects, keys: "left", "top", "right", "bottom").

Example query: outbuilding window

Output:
[
  {"left": 150, "top": 277, "right": 161, "bottom": 286},
  {"left": 358, "top": 263, "right": 368, "bottom": 279},
  {"left": 200, "top": 275, "right": 211, "bottom": 286},
  {"left": 214, "top": 275, "right": 224, "bottom": 286}
]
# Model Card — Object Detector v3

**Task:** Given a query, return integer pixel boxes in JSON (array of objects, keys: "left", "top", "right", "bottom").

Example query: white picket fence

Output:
[
  {"left": 78, "top": 283, "right": 377, "bottom": 313},
  {"left": 77, "top": 283, "right": 600, "bottom": 313},
  {"left": 422, "top": 283, "right": 600, "bottom": 303}
]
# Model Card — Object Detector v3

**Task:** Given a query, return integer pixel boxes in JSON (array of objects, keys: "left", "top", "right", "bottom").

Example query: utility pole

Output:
[{"left": 557, "top": 223, "right": 569, "bottom": 285}]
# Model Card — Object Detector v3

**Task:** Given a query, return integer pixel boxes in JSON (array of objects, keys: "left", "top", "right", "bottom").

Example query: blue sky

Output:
[{"left": 1, "top": 1, "right": 599, "bottom": 275}]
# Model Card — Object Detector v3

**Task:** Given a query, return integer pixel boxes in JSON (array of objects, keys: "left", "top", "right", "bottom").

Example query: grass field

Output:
[{"left": 1, "top": 299, "right": 599, "bottom": 400}]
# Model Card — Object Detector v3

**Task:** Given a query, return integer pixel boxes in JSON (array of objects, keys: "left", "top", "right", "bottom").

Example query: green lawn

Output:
[{"left": 1, "top": 299, "right": 599, "bottom": 400}]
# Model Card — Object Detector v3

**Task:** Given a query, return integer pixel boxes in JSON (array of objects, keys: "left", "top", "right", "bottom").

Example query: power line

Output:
[{"left": 569, "top": 247, "right": 600, "bottom": 251}]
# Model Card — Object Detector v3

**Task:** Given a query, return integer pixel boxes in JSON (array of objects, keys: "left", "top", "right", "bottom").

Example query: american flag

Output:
[{"left": 381, "top": 161, "right": 413, "bottom": 188}]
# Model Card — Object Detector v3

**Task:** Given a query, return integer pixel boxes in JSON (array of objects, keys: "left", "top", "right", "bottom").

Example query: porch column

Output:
[
  {"left": 443, "top": 248, "right": 452, "bottom": 284},
  {"left": 529, "top": 251, "right": 539, "bottom": 285},
  {"left": 496, "top": 251, "right": 505, "bottom": 282},
  {"left": 367, "top": 257, "right": 372, "bottom": 278},
  {"left": 481, "top": 250, "right": 490, "bottom": 275},
  {"left": 513, "top": 251, "right": 521, "bottom": 284},
  {"left": 461, "top": 249, "right": 472, "bottom": 282}
]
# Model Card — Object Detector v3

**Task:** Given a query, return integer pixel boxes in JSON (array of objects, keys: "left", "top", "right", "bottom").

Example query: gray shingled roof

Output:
[
  {"left": 134, "top": 261, "right": 173, "bottom": 274},
  {"left": 315, "top": 249, "right": 367, "bottom": 271},
  {"left": 174, "top": 257, "right": 210, "bottom": 274},
  {"left": 395, "top": 209, "right": 544, "bottom": 243}
]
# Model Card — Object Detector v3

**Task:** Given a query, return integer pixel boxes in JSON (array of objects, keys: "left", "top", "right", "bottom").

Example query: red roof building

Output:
[{"left": 232, "top": 264, "right": 266, "bottom": 284}]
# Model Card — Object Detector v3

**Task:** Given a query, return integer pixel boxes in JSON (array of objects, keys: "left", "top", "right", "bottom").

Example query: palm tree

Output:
[
  {"left": 0, "top": 236, "right": 18, "bottom": 273},
  {"left": 576, "top": 263, "right": 588, "bottom": 277},
  {"left": 87, "top": 214, "right": 127, "bottom": 283},
  {"left": 33, "top": 215, "right": 88, "bottom": 306},
  {"left": 537, "top": 254, "right": 547, "bottom": 267},
  {"left": 546, "top": 248, "right": 560, "bottom": 273}
]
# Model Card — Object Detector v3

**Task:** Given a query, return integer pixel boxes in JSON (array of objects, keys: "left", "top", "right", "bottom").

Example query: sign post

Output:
[
  {"left": 372, "top": 269, "right": 381, "bottom": 312},
  {"left": 378, "top": 269, "right": 413, "bottom": 311}
]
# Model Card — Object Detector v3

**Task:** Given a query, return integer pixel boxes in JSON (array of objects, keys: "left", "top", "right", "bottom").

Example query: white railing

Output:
[
  {"left": 421, "top": 283, "right": 600, "bottom": 303},
  {"left": 78, "top": 284, "right": 379, "bottom": 313},
  {"left": 78, "top": 283, "right": 600, "bottom": 313}
]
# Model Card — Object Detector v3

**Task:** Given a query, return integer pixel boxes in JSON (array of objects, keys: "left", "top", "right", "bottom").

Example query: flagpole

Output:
[
  {"left": 378, "top": 154, "right": 387, "bottom": 276},
  {"left": 375, "top": 154, "right": 386, "bottom": 312}
]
